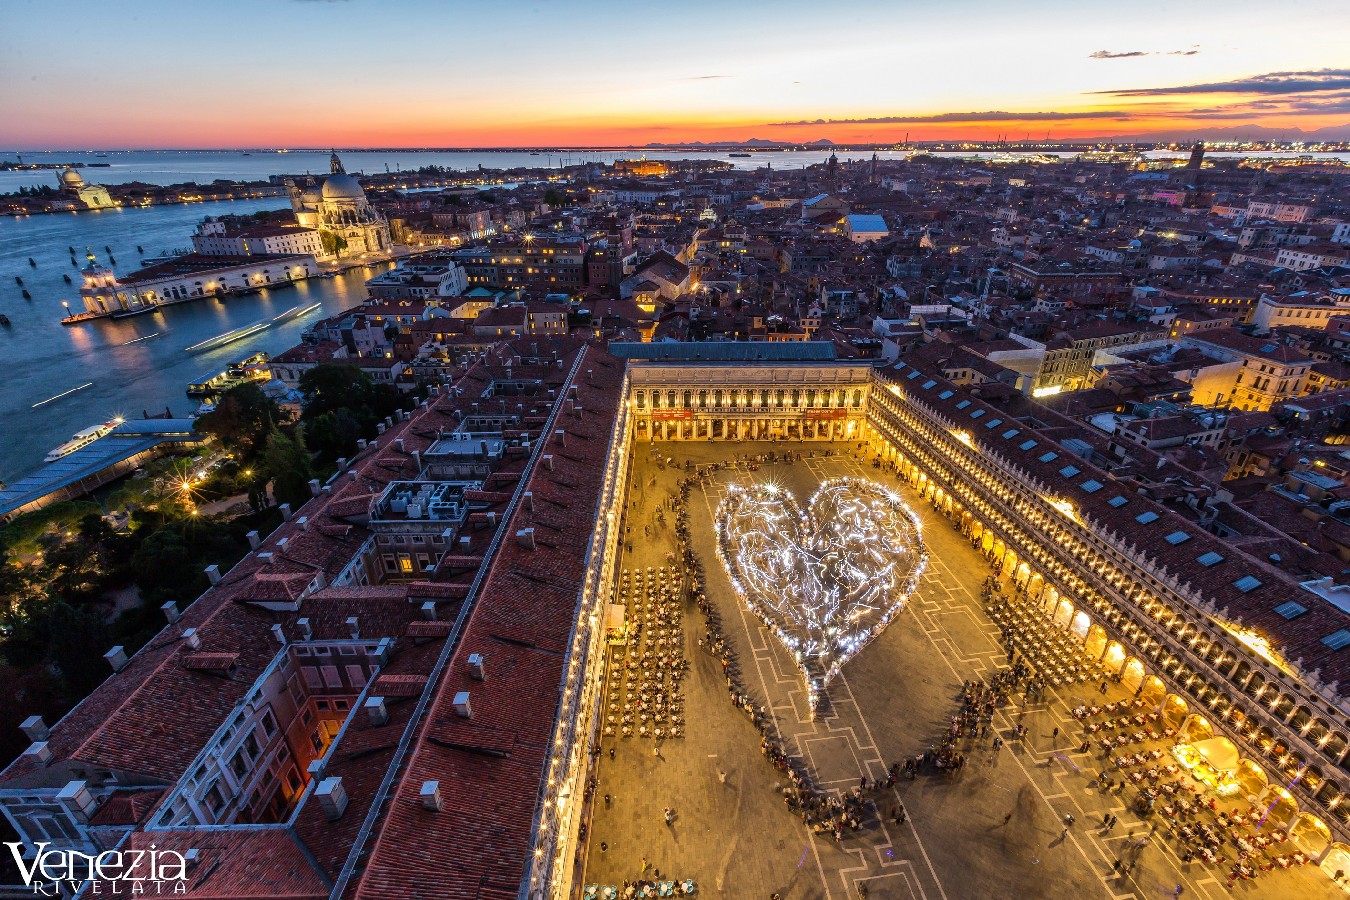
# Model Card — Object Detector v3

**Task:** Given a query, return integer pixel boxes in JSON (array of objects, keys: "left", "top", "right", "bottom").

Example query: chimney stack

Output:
[
  {"left": 280, "top": 503, "right": 292, "bottom": 519},
  {"left": 204, "top": 564, "right": 221, "bottom": 585},
  {"left": 420, "top": 781, "right": 443, "bottom": 811},
  {"left": 183, "top": 628, "right": 202, "bottom": 649},
  {"left": 161, "top": 601, "right": 180, "bottom": 624},
  {"left": 345, "top": 616, "right": 360, "bottom": 640},
  {"left": 23, "top": 742, "right": 52, "bottom": 765},
  {"left": 104, "top": 646, "right": 128, "bottom": 672},
  {"left": 468, "top": 653, "right": 486, "bottom": 681},
  {"left": 19, "top": 716, "right": 48, "bottom": 742},
  {"left": 452, "top": 691, "right": 472, "bottom": 718},
  {"left": 421, "top": 601, "right": 437, "bottom": 621},
  {"left": 516, "top": 528, "right": 536, "bottom": 550},
  {"left": 309, "top": 478, "right": 322, "bottom": 497},
  {"left": 271, "top": 624, "right": 287, "bottom": 646},
  {"left": 364, "top": 696, "right": 388, "bottom": 726},
  {"left": 315, "top": 777, "right": 348, "bottom": 820},
  {"left": 246, "top": 530, "right": 261, "bottom": 550},
  {"left": 297, "top": 618, "right": 312, "bottom": 640}
]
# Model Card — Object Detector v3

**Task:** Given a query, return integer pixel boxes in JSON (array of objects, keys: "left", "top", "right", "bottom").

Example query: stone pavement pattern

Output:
[{"left": 580, "top": 440, "right": 1338, "bottom": 900}]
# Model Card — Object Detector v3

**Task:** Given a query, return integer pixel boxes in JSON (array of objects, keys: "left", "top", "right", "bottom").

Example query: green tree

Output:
[
  {"left": 43, "top": 601, "right": 113, "bottom": 699},
  {"left": 544, "top": 189, "right": 566, "bottom": 207},
  {"left": 305, "top": 408, "right": 366, "bottom": 467},
  {"left": 195, "top": 383, "right": 283, "bottom": 460},
  {"left": 299, "top": 364, "right": 377, "bottom": 419},
  {"left": 319, "top": 230, "right": 348, "bottom": 256},
  {"left": 263, "top": 428, "right": 314, "bottom": 510},
  {"left": 130, "top": 528, "right": 197, "bottom": 606}
]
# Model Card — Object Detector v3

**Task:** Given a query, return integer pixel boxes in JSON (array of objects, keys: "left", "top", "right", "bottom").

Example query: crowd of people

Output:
[{"left": 607, "top": 566, "right": 687, "bottom": 740}]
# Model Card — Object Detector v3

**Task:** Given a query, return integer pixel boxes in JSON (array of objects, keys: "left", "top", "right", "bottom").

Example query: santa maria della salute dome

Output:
[{"left": 287, "top": 152, "right": 390, "bottom": 257}]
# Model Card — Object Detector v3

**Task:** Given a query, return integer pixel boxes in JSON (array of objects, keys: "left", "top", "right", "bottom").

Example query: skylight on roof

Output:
[
  {"left": 1021, "top": 440, "right": 1039, "bottom": 451},
  {"left": 1059, "top": 465, "right": 1080, "bottom": 477},
  {"left": 970, "top": 409, "right": 984, "bottom": 419},
  {"left": 1108, "top": 495, "right": 1129, "bottom": 508},
  {"left": 1322, "top": 629, "right": 1350, "bottom": 650},
  {"left": 907, "top": 370, "right": 921, "bottom": 379},
  {"left": 939, "top": 390, "right": 954, "bottom": 399},
  {"left": 1135, "top": 511, "right": 1159, "bottom": 524},
  {"left": 1164, "top": 531, "right": 1191, "bottom": 545},
  {"left": 1274, "top": 601, "right": 1307, "bottom": 620},
  {"left": 984, "top": 418, "right": 1002, "bottom": 428},
  {"left": 1002, "top": 429, "right": 1019, "bottom": 440},
  {"left": 1233, "top": 575, "right": 1263, "bottom": 593},
  {"left": 1038, "top": 451, "right": 1057, "bottom": 462},
  {"left": 956, "top": 400, "right": 971, "bottom": 409},
  {"left": 1081, "top": 480, "right": 1103, "bottom": 493},
  {"left": 1197, "top": 552, "right": 1224, "bottom": 567},
  {"left": 922, "top": 380, "right": 936, "bottom": 389}
]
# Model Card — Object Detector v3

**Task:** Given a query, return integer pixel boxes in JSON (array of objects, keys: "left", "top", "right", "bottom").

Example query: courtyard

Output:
[{"left": 578, "top": 439, "right": 1341, "bottom": 900}]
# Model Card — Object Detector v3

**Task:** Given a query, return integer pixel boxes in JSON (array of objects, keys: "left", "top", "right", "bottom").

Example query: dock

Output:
[{"left": 0, "top": 419, "right": 207, "bottom": 520}]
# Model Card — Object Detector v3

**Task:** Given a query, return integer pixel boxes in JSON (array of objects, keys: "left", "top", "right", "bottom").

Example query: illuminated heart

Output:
[{"left": 715, "top": 477, "right": 927, "bottom": 713}]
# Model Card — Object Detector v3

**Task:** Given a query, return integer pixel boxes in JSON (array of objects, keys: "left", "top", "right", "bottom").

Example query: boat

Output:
[
  {"left": 0, "top": 314, "right": 10, "bottom": 326},
  {"left": 44, "top": 418, "right": 123, "bottom": 462},
  {"left": 111, "top": 303, "right": 158, "bottom": 319},
  {"left": 186, "top": 352, "right": 271, "bottom": 399}
]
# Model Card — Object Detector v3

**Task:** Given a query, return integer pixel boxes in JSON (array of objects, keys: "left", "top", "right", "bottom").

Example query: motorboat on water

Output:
[{"left": 44, "top": 418, "right": 124, "bottom": 462}]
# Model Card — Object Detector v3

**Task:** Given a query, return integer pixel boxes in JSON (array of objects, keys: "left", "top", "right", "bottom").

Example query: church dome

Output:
[
  {"left": 60, "top": 168, "right": 85, "bottom": 187},
  {"left": 322, "top": 173, "right": 365, "bottom": 201}
]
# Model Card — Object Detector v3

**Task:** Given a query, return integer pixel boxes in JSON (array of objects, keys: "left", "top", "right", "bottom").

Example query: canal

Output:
[{"left": 0, "top": 199, "right": 389, "bottom": 484}]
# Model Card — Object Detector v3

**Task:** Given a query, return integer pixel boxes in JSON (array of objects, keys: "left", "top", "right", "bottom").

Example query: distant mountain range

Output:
[{"left": 643, "top": 138, "right": 835, "bottom": 148}]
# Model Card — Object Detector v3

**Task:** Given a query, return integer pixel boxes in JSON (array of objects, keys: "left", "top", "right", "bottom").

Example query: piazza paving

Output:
[{"left": 578, "top": 440, "right": 1341, "bottom": 900}]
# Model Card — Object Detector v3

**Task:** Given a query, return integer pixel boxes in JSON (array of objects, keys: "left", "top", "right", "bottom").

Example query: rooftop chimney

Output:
[
  {"left": 396, "top": 438, "right": 405, "bottom": 453},
  {"left": 183, "top": 628, "right": 202, "bottom": 649},
  {"left": 104, "top": 646, "right": 128, "bottom": 672},
  {"left": 280, "top": 503, "right": 292, "bottom": 519},
  {"left": 365, "top": 696, "right": 388, "bottom": 726},
  {"left": 452, "top": 692, "right": 472, "bottom": 718},
  {"left": 516, "top": 528, "right": 536, "bottom": 550},
  {"left": 468, "top": 653, "right": 486, "bottom": 681},
  {"left": 420, "top": 780, "right": 443, "bottom": 811},
  {"left": 315, "top": 777, "right": 348, "bottom": 820},
  {"left": 309, "top": 478, "right": 322, "bottom": 496},
  {"left": 345, "top": 616, "right": 360, "bottom": 640},
  {"left": 246, "top": 530, "right": 261, "bottom": 550},
  {"left": 22, "top": 742, "right": 52, "bottom": 765},
  {"left": 271, "top": 623, "right": 287, "bottom": 646},
  {"left": 204, "top": 564, "right": 221, "bottom": 585},
  {"left": 161, "top": 601, "right": 180, "bottom": 624},
  {"left": 523, "top": 491, "right": 534, "bottom": 511},
  {"left": 421, "top": 601, "right": 437, "bottom": 621},
  {"left": 19, "top": 716, "right": 48, "bottom": 742},
  {"left": 57, "top": 781, "right": 96, "bottom": 822},
  {"left": 296, "top": 618, "right": 312, "bottom": 640}
]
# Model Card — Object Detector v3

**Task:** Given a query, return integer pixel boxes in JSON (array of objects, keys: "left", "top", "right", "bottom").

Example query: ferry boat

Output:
[
  {"left": 729, "top": 152, "right": 752, "bottom": 158},
  {"left": 45, "top": 418, "right": 124, "bottom": 462},
  {"left": 186, "top": 352, "right": 271, "bottom": 399}
]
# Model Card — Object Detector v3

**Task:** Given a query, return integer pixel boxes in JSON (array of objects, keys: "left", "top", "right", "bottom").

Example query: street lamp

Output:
[{"left": 61, "top": 300, "right": 71, "bottom": 319}]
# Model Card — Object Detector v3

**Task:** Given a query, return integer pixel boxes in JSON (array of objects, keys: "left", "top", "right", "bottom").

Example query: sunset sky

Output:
[{"left": 3, "top": 0, "right": 1349, "bottom": 147}]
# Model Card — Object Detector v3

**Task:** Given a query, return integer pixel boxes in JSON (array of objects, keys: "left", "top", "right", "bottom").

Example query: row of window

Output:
[{"left": 635, "top": 387, "right": 864, "bottom": 410}]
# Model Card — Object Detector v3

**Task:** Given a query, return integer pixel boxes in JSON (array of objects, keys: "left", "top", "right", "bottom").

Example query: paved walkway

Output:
[{"left": 580, "top": 441, "right": 1338, "bottom": 900}]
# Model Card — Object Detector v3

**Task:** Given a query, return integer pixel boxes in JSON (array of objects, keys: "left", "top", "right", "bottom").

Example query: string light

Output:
[{"left": 716, "top": 477, "right": 927, "bottom": 713}]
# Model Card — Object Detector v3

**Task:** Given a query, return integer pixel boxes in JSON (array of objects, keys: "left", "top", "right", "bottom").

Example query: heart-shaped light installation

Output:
[{"left": 715, "top": 477, "right": 927, "bottom": 714}]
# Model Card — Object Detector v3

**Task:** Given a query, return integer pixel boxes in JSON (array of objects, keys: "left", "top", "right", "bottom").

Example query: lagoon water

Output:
[{"left": 0, "top": 198, "right": 387, "bottom": 484}]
